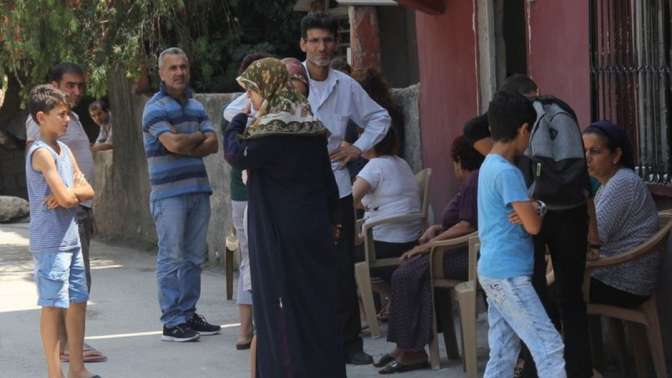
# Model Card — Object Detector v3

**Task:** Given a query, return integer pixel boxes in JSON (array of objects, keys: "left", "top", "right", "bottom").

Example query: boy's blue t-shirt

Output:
[{"left": 477, "top": 154, "right": 534, "bottom": 279}]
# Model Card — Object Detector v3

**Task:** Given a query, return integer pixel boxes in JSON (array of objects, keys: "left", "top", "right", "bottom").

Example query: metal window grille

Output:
[{"left": 590, "top": 0, "right": 672, "bottom": 182}]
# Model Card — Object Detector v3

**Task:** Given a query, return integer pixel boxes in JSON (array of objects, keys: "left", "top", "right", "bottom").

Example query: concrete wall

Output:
[{"left": 391, "top": 84, "right": 422, "bottom": 172}]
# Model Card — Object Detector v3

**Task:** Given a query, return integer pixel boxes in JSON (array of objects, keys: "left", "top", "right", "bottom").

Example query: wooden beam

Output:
[{"left": 396, "top": 0, "right": 445, "bottom": 15}]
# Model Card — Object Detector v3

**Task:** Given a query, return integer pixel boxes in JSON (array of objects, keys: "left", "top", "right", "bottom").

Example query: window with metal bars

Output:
[{"left": 590, "top": 0, "right": 672, "bottom": 184}]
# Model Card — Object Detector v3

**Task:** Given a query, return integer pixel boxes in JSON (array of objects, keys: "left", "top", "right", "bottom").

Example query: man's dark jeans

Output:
[
  {"left": 334, "top": 195, "right": 365, "bottom": 357},
  {"left": 522, "top": 205, "right": 592, "bottom": 378}
]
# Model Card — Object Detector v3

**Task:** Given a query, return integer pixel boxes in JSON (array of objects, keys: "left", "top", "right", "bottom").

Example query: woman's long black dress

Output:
[{"left": 224, "top": 113, "right": 345, "bottom": 378}]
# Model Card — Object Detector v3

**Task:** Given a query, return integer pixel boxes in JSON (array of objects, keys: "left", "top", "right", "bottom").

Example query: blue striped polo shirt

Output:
[{"left": 142, "top": 84, "right": 215, "bottom": 202}]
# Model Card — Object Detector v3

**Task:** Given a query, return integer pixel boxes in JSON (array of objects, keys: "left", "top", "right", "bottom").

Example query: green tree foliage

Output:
[
  {"left": 0, "top": 0, "right": 302, "bottom": 99},
  {"left": 0, "top": 0, "right": 188, "bottom": 99}
]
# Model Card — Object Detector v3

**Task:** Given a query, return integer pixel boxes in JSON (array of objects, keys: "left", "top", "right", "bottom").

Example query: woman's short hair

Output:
[
  {"left": 451, "top": 134, "right": 484, "bottom": 171},
  {"left": 353, "top": 68, "right": 405, "bottom": 154},
  {"left": 373, "top": 126, "right": 400, "bottom": 156},
  {"left": 583, "top": 120, "right": 635, "bottom": 169}
]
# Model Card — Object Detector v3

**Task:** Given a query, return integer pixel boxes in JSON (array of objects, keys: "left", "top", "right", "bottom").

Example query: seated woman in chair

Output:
[
  {"left": 583, "top": 120, "right": 660, "bottom": 308},
  {"left": 375, "top": 132, "right": 484, "bottom": 374},
  {"left": 353, "top": 127, "right": 424, "bottom": 276}
]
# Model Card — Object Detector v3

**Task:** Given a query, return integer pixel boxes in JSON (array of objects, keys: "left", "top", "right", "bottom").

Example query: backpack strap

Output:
[{"left": 533, "top": 95, "right": 578, "bottom": 122}]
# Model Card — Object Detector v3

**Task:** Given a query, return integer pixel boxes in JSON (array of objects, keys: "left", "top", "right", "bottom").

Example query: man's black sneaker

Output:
[
  {"left": 187, "top": 313, "right": 221, "bottom": 336},
  {"left": 162, "top": 324, "right": 200, "bottom": 342}
]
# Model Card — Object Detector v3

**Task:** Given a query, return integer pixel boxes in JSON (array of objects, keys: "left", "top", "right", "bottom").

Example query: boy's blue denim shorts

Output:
[{"left": 32, "top": 248, "right": 89, "bottom": 309}]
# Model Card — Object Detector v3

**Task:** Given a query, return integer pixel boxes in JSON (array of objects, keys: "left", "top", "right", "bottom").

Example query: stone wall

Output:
[
  {"left": 391, "top": 83, "right": 422, "bottom": 172},
  {"left": 94, "top": 71, "right": 421, "bottom": 266}
]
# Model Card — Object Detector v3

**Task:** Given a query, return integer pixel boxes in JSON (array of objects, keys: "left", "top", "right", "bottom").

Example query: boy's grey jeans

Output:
[{"left": 480, "top": 275, "right": 566, "bottom": 378}]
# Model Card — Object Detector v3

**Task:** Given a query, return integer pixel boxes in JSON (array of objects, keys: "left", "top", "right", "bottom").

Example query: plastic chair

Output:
[
  {"left": 584, "top": 211, "right": 672, "bottom": 378},
  {"left": 427, "top": 233, "right": 479, "bottom": 378},
  {"left": 415, "top": 168, "right": 432, "bottom": 221},
  {"left": 354, "top": 168, "right": 432, "bottom": 337}
]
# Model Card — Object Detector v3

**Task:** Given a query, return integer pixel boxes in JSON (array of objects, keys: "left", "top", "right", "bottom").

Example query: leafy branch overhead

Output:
[{"left": 0, "top": 0, "right": 301, "bottom": 99}]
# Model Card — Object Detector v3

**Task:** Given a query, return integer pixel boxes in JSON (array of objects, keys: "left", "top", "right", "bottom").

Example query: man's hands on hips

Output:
[{"left": 330, "top": 141, "right": 361, "bottom": 166}]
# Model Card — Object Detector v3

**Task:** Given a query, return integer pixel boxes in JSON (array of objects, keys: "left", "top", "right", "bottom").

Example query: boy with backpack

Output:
[
  {"left": 466, "top": 74, "right": 596, "bottom": 377},
  {"left": 501, "top": 75, "right": 596, "bottom": 378},
  {"left": 26, "top": 85, "right": 98, "bottom": 378},
  {"left": 478, "top": 91, "right": 566, "bottom": 378}
]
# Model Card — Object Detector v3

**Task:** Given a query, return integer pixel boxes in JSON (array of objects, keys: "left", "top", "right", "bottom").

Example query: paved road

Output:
[{"left": 0, "top": 222, "right": 483, "bottom": 377}]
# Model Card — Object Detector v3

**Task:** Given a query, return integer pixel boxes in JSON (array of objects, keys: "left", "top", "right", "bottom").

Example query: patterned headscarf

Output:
[
  {"left": 236, "top": 57, "right": 327, "bottom": 139},
  {"left": 281, "top": 57, "right": 309, "bottom": 87}
]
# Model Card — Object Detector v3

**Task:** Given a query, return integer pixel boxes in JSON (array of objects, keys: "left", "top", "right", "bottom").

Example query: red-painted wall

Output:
[
  {"left": 526, "top": 1, "right": 591, "bottom": 127},
  {"left": 415, "top": 0, "right": 479, "bottom": 211}
]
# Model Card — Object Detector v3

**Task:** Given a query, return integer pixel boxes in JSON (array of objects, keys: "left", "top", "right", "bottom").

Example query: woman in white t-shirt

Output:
[{"left": 352, "top": 127, "right": 423, "bottom": 280}]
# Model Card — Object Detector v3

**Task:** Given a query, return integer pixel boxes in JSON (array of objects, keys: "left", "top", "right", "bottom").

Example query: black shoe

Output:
[
  {"left": 162, "top": 323, "right": 200, "bottom": 342},
  {"left": 346, "top": 350, "right": 373, "bottom": 365},
  {"left": 187, "top": 313, "right": 221, "bottom": 336},
  {"left": 378, "top": 360, "right": 430, "bottom": 374}
]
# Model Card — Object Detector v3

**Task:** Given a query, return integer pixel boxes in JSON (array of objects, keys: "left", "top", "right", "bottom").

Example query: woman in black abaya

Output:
[{"left": 223, "top": 57, "right": 344, "bottom": 378}]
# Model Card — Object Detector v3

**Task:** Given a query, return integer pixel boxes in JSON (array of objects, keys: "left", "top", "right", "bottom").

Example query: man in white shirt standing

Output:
[
  {"left": 300, "top": 12, "right": 391, "bottom": 366},
  {"left": 25, "top": 63, "right": 106, "bottom": 362}
]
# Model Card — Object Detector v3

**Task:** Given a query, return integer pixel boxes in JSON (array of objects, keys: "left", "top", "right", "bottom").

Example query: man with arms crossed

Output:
[{"left": 142, "top": 47, "right": 221, "bottom": 342}]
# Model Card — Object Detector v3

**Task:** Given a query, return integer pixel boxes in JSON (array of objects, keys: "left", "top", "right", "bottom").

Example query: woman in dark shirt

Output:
[{"left": 375, "top": 134, "right": 484, "bottom": 373}]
